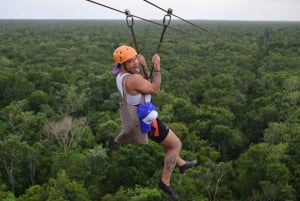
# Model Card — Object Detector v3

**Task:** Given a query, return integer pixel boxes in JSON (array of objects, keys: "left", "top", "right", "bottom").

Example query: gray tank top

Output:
[{"left": 116, "top": 73, "right": 151, "bottom": 105}]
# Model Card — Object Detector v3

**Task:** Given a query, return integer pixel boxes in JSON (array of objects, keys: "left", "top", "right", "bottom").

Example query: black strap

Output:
[{"left": 149, "top": 14, "right": 171, "bottom": 81}]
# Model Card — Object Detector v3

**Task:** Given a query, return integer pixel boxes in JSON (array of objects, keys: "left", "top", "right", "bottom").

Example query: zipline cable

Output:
[
  {"left": 149, "top": 1, "right": 264, "bottom": 52},
  {"left": 144, "top": 0, "right": 256, "bottom": 52},
  {"left": 86, "top": 0, "right": 193, "bottom": 36},
  {"left": 143, "top": 0, "right": 223, "bottom": 38}
]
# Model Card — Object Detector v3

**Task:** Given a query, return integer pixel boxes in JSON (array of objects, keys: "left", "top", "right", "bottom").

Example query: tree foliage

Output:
[{"left": 0, "top": 19, "right": 299, "bottom": 200}]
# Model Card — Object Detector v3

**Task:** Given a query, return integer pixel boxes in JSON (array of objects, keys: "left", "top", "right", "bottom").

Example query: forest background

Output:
[{"left": 0, "top": 19, "right": 300, "bottom": 201}]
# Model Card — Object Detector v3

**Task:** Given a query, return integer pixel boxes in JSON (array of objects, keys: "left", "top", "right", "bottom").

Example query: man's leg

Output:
[{"left": 160, "top": 130, "right": 182, "bottom": 185}]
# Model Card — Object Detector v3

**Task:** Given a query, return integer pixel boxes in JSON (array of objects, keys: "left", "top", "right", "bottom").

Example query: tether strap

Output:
[
  {"left": 150, "top": 14, "right": 171, "bottom": 81},
  {"left": 126, "top": 10, "right": 150, "bottom": 80},
  {"left": 126, "top": 13, "right": 139, "bottom": 53}
]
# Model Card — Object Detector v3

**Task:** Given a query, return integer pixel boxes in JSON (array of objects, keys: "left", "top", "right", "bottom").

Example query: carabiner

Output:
[
  {"left": 162, "top": 8, "right": 172, "bottom": 26},
  {"left": 163, "top": 14, "right": 171, "bottom": 26},
  {"left": 125, "top": 9, "right": 134, "bottom": 28}
]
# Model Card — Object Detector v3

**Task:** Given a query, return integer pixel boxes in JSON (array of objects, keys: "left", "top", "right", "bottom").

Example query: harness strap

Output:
[{"left": 150, "top": 119, "right": 159, "bottom": 137}]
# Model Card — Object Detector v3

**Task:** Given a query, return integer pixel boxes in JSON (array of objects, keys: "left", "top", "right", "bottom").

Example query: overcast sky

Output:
[{"left": 1, "top": 0, "right": 300, "bottom": 21}]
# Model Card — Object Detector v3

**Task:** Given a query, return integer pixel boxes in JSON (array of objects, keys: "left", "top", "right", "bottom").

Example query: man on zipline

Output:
[{"left": 112, "top": 45, "right": 198, "bottom": 199}]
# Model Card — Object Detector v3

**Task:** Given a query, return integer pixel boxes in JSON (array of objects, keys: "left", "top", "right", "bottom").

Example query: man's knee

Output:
[
  {"left": 175, "top": 139, "right": 182, "bottom": 150},
  {"left": 161, "top": 130, "right": 182, "bottom": 151},
  {"left": 172, "top": 133, "right": 182, "bottom": 151}
]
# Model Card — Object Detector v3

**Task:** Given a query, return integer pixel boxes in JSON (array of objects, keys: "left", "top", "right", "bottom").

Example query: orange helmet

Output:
[{"left": 113, "top": 45, "right": 137, "bottom": 64}]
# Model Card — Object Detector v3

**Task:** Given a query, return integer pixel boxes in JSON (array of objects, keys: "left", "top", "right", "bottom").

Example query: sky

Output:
[{"left": 1, "top": 0, "right": 300, "bottom": 21}]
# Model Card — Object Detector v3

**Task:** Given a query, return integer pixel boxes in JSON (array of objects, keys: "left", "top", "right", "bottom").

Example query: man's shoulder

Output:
[{"left": 127, "top": 74, "right": 144, "bottom": 80}]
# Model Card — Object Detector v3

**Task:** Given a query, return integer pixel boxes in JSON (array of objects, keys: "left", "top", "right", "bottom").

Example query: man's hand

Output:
[
  {"left": 137, "top": 54, "right": 147, "bottom": 67},
  {"left": 152, "top": 53, "right": 160, "bottom": 71},
  {"left": 137, "top": 54, "right": 150, "bottom": 79}
]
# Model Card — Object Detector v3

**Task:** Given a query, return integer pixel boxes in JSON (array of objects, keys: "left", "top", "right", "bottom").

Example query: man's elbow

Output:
[
  {"left": 152, "top": 91, "right": 159, "bottom": 95},
  {"left": 150, "top": 87, "right": 160, "bottom": 95}
]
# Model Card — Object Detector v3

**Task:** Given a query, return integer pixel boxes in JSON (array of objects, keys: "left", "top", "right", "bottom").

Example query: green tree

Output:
[
  {"left": 27, "top": 90, "right": 49, "bottom": 113},
  {"left": 192, "top": 104, "right": 245, "bottom": 160},
  {"left": 236, "top": 143, "right": 295, "bottom": 201},
  {"left": 263, "top": 122, "right": 290, "bottom": 144},
  {"left": 102, "top": 186, "right": 163, "bottom": 201},
  {"left": 50, "top": 150, "right": 90, "bottom": 182},
  {"left": 0, "top": 71, "right": 34, "bottom": 107},
  {"left": 190, "top": 161, "right": 233, "bottom": 201},
  {"left": 57, "top": 85, "right": 88, "bottom": 115},
  {"left": 0, "top": 100, "right": 48, "bottom": 144},
  {"left": 285, "top": 110, "right": 300, "bottom": 200},
  {"left": 0, "top": 135, "right": 31, "bottom": 195},
  {"left": 18, "top": 170, "right": 90, "bottom": 201},
  {"left": 0, "top": 183, "right": 16, "bottom": 201},
  {"left": 84, "top": 145, "right": 108, "bottom": 199},
  {"left": 103, "top": 143, "right": 162, "bottom": 193}
]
